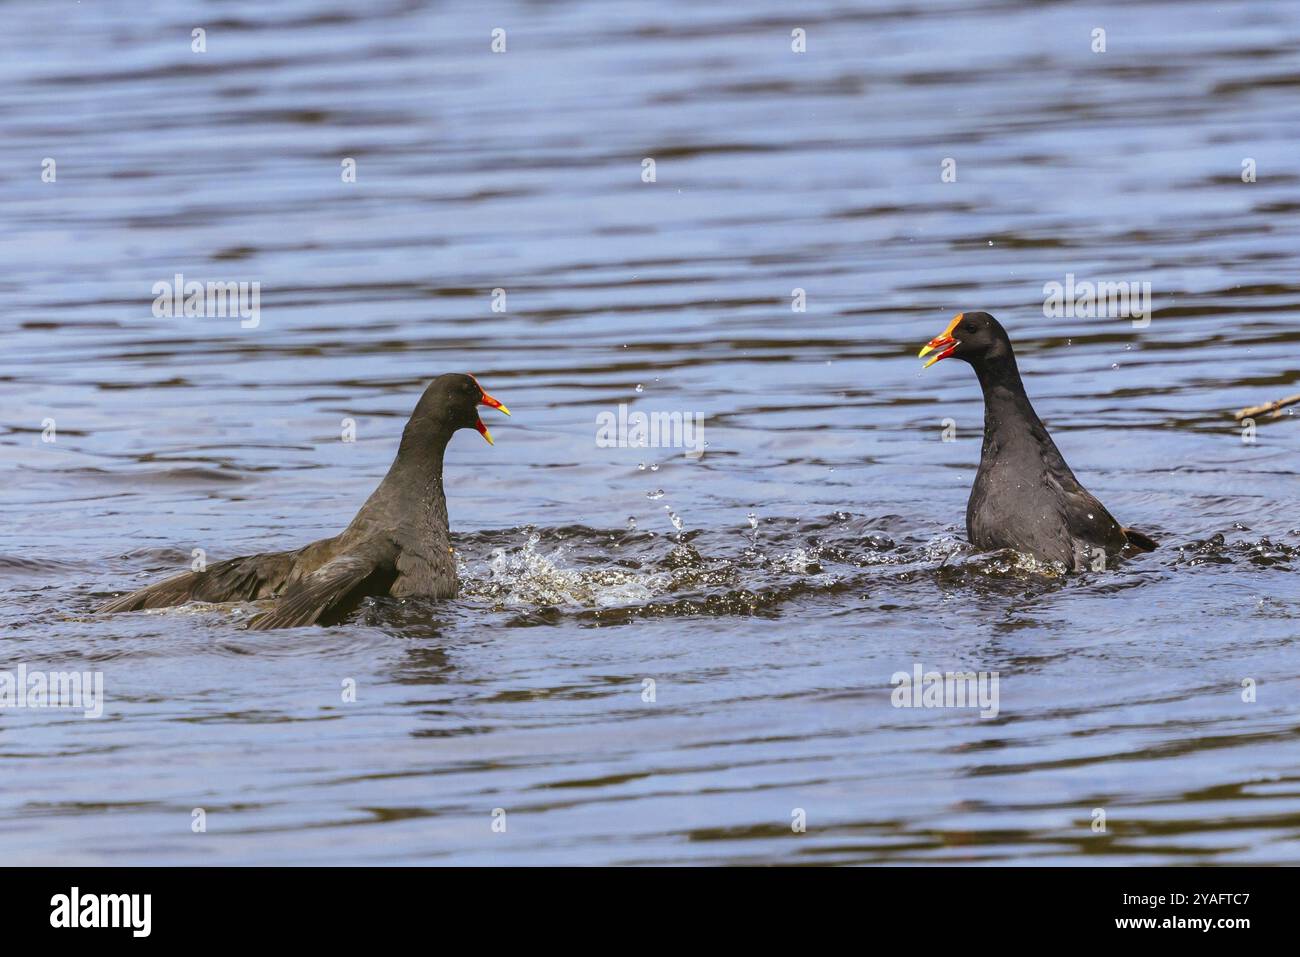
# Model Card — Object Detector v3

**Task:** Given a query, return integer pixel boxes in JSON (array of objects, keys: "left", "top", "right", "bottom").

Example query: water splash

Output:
[
  {"left": 665, "top": 506, "right": 684, "bottom": 535},
  {"left": 461, "top": 532, "right": 666, "bottom": 608},
  {"left": 443, "top": 517, "right": 1290, "bottom": 622}
]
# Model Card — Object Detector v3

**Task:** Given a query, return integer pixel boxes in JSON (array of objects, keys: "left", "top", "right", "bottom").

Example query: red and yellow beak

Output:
[
  {"left": 468, "top": 374, "right": 510, "bottom": 445},
  {"left": 918, "top": 314, "right": 962, "bottom": 369}
]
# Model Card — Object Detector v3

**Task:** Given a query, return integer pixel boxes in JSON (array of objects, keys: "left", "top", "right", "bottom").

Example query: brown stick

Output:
[{"left": 1235, "top": 393, "right": 1300, "bottom": 421}]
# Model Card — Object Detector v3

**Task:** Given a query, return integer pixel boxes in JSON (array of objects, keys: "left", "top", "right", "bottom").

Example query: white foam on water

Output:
[{"left": 461, "top": 532, "right": 669, "bottom": 608}]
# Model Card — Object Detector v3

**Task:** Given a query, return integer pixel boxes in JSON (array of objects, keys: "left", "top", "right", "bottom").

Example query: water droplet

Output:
[
  {"left": 649, "top": 463, "right": 659, "bottom": 472},
  {"left": 647, "top": 489, "right": 664, "bottom": 500},
  {"left": 626, "top": 516, "right": 637, "bottom": 530},
  {"left": 666, "top": 509, "right": 684, "bottom": 533},
  {"left": 634, "top": 384, "right": 644, "bottom": 393},
  {"left": 747, "top": 512, "right": 758, "bottom": 531},
  {"left": 637, "top": 462, "right": 646, "bottom": 471}
]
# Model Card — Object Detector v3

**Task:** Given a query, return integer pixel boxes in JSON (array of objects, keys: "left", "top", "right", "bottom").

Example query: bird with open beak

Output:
[
  {"left": 99, "top": 373, "right": 511, "bottom": 628},
  {"left": 919, "top": 311, "right": 1157, "bottom": 569}
]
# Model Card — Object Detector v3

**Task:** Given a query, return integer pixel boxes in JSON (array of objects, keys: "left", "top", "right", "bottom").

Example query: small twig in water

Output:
[{"left": 1234, "top": 393, "right": 1300, "bottom": 421}]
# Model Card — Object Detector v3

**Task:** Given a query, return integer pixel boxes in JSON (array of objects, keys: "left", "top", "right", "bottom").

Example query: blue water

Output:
[{"left": 1, "top": 0, "right": 1298, "bottom": 864}]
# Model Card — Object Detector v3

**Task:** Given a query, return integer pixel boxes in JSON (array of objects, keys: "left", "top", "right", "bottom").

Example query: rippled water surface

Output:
[{"left": 2, "top": 0, "right": 1299, "bottom": 865}]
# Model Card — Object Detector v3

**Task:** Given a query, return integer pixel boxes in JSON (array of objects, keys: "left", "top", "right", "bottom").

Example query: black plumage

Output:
[
  {"left": 919, "top": 311, "right": 1156, "bottom": 569},
  {"left": 98, "top": 373, "right": 509, "bottom": 629}
]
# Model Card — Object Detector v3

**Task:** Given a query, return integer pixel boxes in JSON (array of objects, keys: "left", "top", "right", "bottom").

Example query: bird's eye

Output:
[{"left": 962, "top": 323, "right": 976, "bottom": 333}]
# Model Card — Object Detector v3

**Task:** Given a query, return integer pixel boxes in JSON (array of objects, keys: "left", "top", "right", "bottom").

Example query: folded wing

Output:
[{"left": 244, "top": 551, "right": 390, "bottom": 631}]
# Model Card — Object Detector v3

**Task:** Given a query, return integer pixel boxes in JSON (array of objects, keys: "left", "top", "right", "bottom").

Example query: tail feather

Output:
[{"left": 1122, "top": 527, "right": 1158, "bottom": 553}]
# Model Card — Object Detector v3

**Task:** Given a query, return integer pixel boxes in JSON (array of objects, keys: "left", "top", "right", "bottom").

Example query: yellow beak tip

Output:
[
  {"left": 497, "top": 405, "right": 511, "bottom": 416},
  {"left": 481, "top": 428, "right": 494, "bottom": 445}
]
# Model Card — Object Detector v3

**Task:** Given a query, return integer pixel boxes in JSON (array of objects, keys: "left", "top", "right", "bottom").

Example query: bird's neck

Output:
[
  {"left": 972, "top": 353, "right": 1056, "bottom": 464},
  {"left": 974, "top": 354, "right": 1035, "bottom": 423},
  {"left": 356, "top": 417, "right": 453, "bottom": 535}
]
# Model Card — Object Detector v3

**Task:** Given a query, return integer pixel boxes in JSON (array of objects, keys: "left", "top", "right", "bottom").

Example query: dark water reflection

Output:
[{"left": 0, "top": 0, "right": 1298, "bottom": 864}]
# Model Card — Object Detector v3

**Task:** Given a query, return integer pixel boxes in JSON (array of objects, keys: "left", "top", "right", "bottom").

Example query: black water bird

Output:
[
  {"left": 919, "top": 312, "right": 1156, "bottom": 569},
  {"left": 98, "top": 373, "right": 510, "bottom": 629}
]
